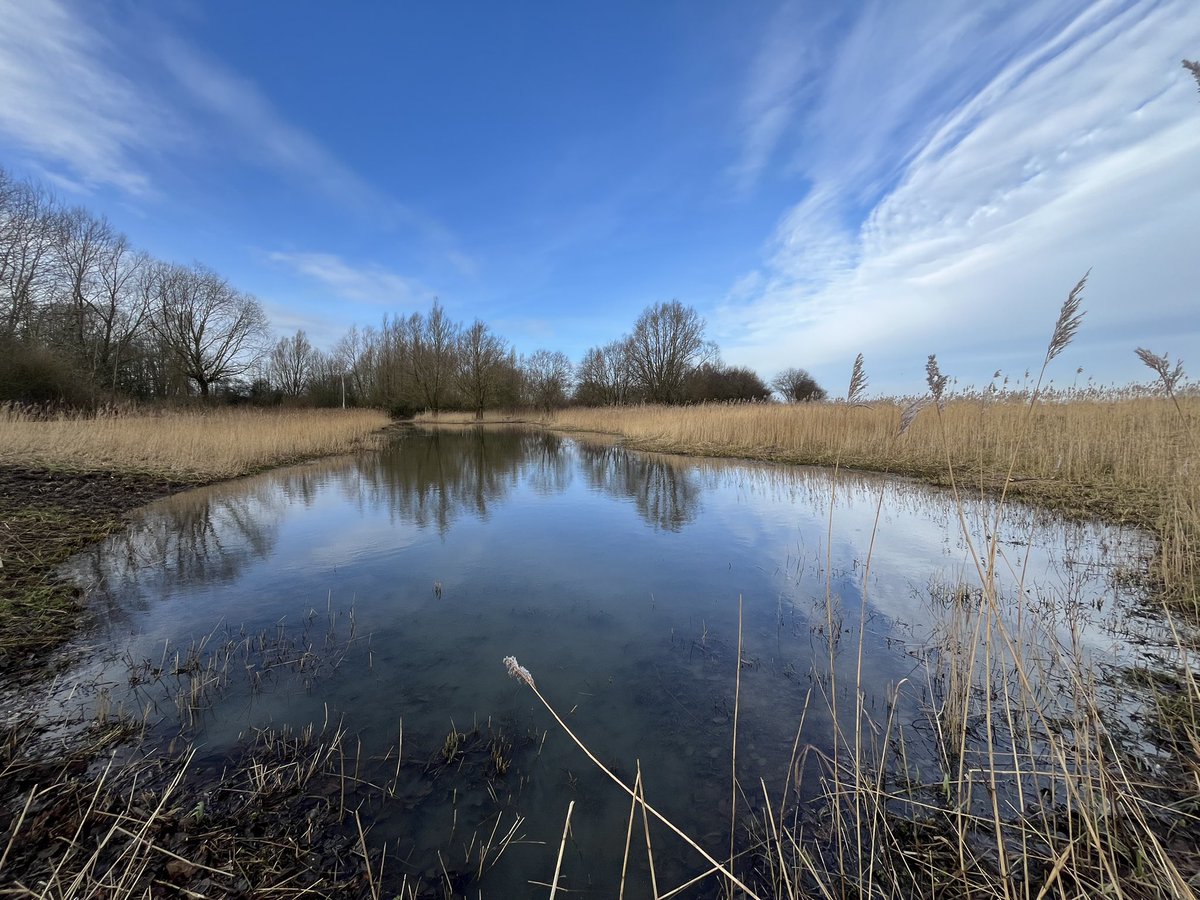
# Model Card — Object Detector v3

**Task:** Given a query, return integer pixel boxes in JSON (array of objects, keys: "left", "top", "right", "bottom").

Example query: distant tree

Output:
[
  {"left": 771, "top": 367, "right": 827, "bottom": 402},
  {"left": 522, "top": 349, "right": 573, "bottom": 412},
  {"left": 455, "top": 318, "right": 507, "bottom": 419},
  {"left": 333, "top": 324, "right": 377, "bottom": 406},
  {"left": 91, "top": 238, "right": 151, "bottom": 393},
  {"left": 150, "top": 263, "right": 269, "bottom": 398},
  {"left": 409, "top": 300, "right": 458, "bottom": 413},
  {"left": 269, "top": 329, "right": 316, "bottom": 398},
  {"left": 685, "top": 362, "right": 771, "bottom": 402},
  {"left": 624, "top": 300, "right": 714, "bottom": 403},
  {"left": 575, "top": 340, "right": 632, "bottom": 405}
]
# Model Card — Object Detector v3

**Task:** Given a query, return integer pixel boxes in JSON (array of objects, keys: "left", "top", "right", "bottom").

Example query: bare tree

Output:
[
  {"left": 455, "top": 318, "right": 507, "bottom": 419},
  {"left": 91, "top": 238, "right": 151, "bottom": 392},
  {"left": 624, "top": 300, "right": 714, "bottom": 403},
  {"left": 575, "top": 339, "right": 633, "bottom": 405},
  {"left": 771, "top": 367, "right": 827, "bottom": 402},
  {"left": 333, "top": 324, "right": 378, "bottom": 405},
  {"left": 409, "top": 300, "right": 458, "bottom": 413},
  {"left": 54, "top": 206, "right": 114, "bottom": 366},
  {"left": 269, "top": 329, "right": 316, "bottom": 398},
  {"left": 151, "top": 263, "right": 269, "bottom": 397},
  {"left": 0, "top": 173, "right": 58, "bottom": 341},
  {"left": 522, "top": 349, "right": 573, "bottom": 412}
]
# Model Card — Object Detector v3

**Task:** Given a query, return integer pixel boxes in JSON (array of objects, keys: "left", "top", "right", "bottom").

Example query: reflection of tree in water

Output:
[
  {"left": 575, "top": 443, "right": 701, "bottom": 531},
  {"left": 72, "top": 476, "right": 289, "bottom": 613},
  {"left": 351, "top": 428, "right": 572, "bottom": 534}
]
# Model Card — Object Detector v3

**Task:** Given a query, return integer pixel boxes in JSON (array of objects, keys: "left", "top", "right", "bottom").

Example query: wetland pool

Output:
[{"left": 48, "top": 426, "right": 1157, "bottom": 896}]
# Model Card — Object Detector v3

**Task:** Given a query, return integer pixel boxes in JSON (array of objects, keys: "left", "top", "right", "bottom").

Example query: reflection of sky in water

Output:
[{"left": 53, "top": 427, "right": 1152, "bottom": 896}]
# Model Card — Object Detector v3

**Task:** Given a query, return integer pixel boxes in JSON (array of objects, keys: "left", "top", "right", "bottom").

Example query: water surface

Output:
[{"left": 58, "top": 426, "right": 1152, "bottom": 895}]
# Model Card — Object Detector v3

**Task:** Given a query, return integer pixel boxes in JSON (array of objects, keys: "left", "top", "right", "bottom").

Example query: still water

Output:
[{"left": 59, "top": 426, "right": 1150, "bottom": 895}]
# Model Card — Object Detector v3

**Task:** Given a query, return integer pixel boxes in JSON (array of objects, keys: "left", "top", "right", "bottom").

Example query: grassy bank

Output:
[{"left": 0, "top": 407, "right": 390, "bottom": 671}]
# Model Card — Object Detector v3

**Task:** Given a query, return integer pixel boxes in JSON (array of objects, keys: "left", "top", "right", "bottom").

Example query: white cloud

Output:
[
  {"left": 267, "top": 251, "right": 428, "bottom": 306},
  {"left": 0, "top": 1, "right": 459, "bottom": 250},
  {"left": 718, "top": 0, "right": 1200, "bottom": 392},
  {"left": 0, "top": 0, "right": 175, "bottom": 194}
]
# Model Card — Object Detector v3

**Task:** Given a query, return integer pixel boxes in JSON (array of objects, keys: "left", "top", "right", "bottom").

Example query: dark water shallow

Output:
[{"left": 47, "top": 426, "right": 1154, "bottom": 895}]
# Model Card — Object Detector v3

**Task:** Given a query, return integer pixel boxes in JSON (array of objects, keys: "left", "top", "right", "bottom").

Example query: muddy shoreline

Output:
[{"left": 0, "top": 465, "right": 212, "bottom": 677}]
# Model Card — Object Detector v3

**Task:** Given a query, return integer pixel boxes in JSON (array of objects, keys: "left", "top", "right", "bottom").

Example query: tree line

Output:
[{"left": 1, "top": 165, "right": 825, "bottom": 413}]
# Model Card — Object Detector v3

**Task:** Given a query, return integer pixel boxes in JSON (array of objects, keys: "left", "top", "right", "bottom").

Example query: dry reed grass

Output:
[{"left": 0, "top": 406, "right": 391, "bottom": 479}]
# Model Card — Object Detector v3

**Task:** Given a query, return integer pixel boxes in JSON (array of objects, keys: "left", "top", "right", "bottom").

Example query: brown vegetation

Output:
[{"left": 0, "top": 406, "right": 390, "bottom": 479}]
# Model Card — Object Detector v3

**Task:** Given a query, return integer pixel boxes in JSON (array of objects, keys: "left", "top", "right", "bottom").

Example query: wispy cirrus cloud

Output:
[
  {"left": 267, "top": 251, "right": 429, "bottom": 306},
  {"left": 718, "top": 0, "right": 1200, "bottom": 391},
  {"left": 0, "top": 0, "right": 174, "bottom": 194},
  {"left": 0, "top": 0, "right": 462, "bottom": 255}
]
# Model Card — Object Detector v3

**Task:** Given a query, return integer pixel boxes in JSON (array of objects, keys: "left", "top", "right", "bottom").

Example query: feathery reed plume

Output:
[
  {"left": 897, "top": 398, "right": 927, "bottom": 437},
  {"left": 1047, "top": 272, "right": 1088, "bottom": 363},
  {"left": 1185, "top": 59, "right": 1200, "bottom": 92},
  {"left": 925, "top": 355, "right": 949, "bottom": 410},
  {"left": 1136, "top": 348, "right": 1186, "bottom": 395},
  {"left": 847, "top": 353, "right": 868, "bottom": 405},
  {"left": 503, "top": 655, "right": 535, "bottom": 689}
]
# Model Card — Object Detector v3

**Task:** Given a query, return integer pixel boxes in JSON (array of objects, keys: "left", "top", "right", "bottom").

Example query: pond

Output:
[{"left": 53, "top": 426, "right": 1153, "bottom": 896}]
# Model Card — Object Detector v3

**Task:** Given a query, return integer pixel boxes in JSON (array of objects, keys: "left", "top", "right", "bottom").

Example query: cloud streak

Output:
[
  {"left": 268, "top": 251, "right": 428, "bottom": 306},
  {"left": 0, "top": 0, "right": 174, "bottom": 194},
  {"left": 719, "top": 0, "right": 1200, "bottom": 391},
  {"left": 0, "top": 1, "right": 460, "bottom": 251}
]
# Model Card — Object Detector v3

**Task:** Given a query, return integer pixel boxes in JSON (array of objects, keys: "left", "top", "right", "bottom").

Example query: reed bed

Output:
[{"left": 0, "top": 406, "right": 391, "bottom": 479}]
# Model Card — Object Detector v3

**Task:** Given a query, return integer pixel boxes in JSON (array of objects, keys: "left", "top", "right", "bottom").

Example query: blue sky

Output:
[{"left": 1, "top": 0, "right": 1197, "bottom": 394}]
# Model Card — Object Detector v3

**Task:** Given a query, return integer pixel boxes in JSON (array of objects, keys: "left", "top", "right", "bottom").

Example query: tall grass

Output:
[{"left": 0, "top": 406, "right": 391, "bottom": 479}]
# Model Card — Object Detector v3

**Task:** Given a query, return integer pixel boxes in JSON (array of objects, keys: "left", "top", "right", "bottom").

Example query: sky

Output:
[{"left": 1, "top": 0, "right": 1197, "bottom": 395}]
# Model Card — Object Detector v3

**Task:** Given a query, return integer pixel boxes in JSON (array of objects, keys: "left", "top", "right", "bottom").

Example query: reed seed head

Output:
[
  {"left": 1185, "top": 59, "right": 1200, "bottom": 93},
  {"left": 503, "top": 656, "right": 536, "bottom": 689},
  {"left": 897, "top": 398, "right": 927, "bottom": 437},
  {"left": 1135, "top": 347, "right": 1186, "bottom": 395},
  {"left": 1047, "top": 272, "right": 1088, "bottom": 363},
  {"left": 925, "top": 355, "right": 949, "bottom": 410},
  {"left": 847, "top": 354, "right": 868, "bottom": 405}
]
